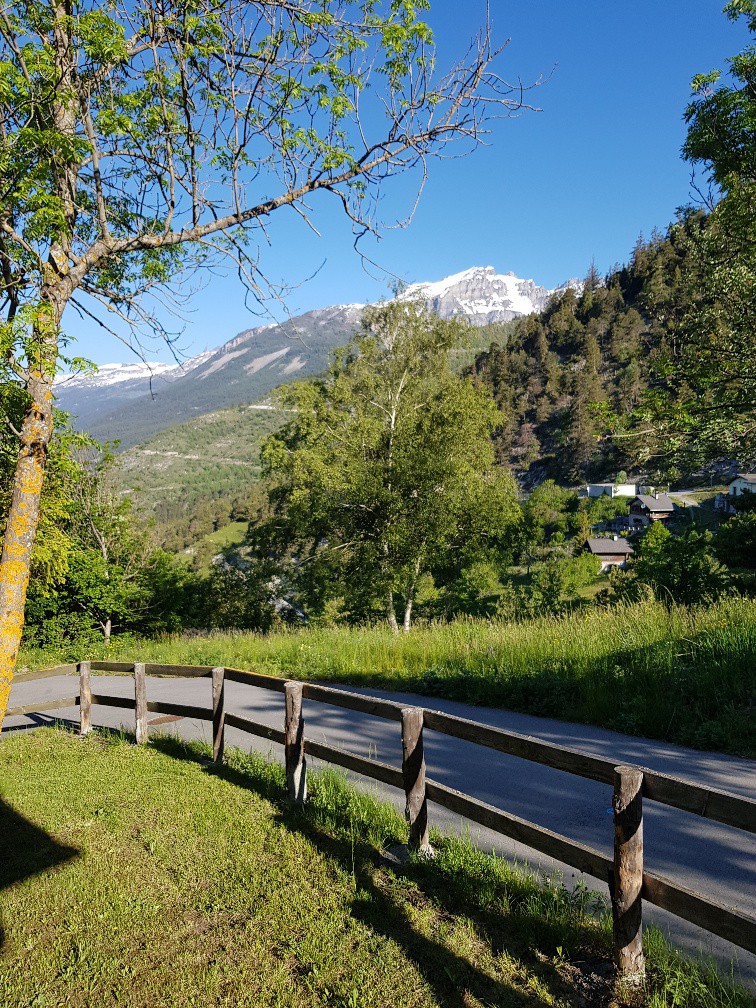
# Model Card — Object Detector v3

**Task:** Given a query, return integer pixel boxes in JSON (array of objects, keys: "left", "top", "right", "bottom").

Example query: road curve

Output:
[{"left": 5, "top": 671, "right": 756, "bottom": 984}]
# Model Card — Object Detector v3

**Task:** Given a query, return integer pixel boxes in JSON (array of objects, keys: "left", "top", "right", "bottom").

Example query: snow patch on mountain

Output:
[
  {"left": 404, "top": 265, "right": 578, "bottom": 326},
  {"left": 553, "top": 277, "right": 585, "bottom": 297},
  {"left": 56, "top": 361, "right": 176, "bottom": 389},
  {"left": 56, "top": 350, "right": 214, "bottom": 389}
]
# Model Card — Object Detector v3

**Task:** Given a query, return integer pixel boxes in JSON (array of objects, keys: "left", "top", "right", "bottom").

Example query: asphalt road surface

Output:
[{"left": 5, "top": 671, "right": 756, "bottom": 985}]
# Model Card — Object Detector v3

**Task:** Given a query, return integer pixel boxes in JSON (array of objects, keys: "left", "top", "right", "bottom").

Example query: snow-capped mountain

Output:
[
  {"left": 54, "top": 353, "right": 215, "bottom": 432},
  {"left": 404, "top": 265, "right": 568, "bottom": 325},
  {"left": 58, "top": 360, "right": 178, "bottom": 389},
  {"left": 56, "top": 351, "right": 219, "bottom": 391},
  {"left": 55, "top": 267, "right": 579, "bottom": 447}
]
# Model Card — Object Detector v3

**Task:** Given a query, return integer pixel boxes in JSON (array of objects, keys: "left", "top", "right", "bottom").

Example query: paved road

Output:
[{"left": 5, "top": 672, "right": 756, "bottom": 984}]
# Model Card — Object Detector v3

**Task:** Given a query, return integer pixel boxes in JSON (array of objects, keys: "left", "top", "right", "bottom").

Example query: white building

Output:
[
  {"left": 584, "top": 482, "right": 638, "bottom": 499},
  {"left": 729, "top": 474, "right": 756, "bottom": 498}
]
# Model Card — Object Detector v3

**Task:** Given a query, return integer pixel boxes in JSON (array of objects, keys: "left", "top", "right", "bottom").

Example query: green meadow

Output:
[{"left": 0, "top": 729, "right": 751, "bottom": 1008}]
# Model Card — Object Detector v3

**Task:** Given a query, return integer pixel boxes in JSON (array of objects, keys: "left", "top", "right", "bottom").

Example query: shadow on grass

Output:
[
  {"left": 0, "top": 712, "right": 81, "bottom": 735},
  {"left": 0, "top": 796, "right": 79, "bottom": 953},
  {"left": 152, "top": 735, "right": 609, "bottom": 1008}
]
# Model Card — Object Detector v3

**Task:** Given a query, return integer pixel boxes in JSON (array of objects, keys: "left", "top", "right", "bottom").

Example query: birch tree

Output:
[
  {"left": 0, "top": 0, "right": 535, "bottom": 721},
  {"left": 260, "top": 298, "right": 519, "bottom": 630}
]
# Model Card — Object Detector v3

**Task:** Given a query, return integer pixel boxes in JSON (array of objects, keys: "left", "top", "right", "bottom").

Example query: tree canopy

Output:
[
  {"left": 683, "top": 0, "right": 756, "bottom": 192},
  {"left": 0, "top": 0, "right": 535, "bottom": 723},
  {"left": 258, "top": 298, "right": 520, "bottom": 630},
  {"left": 642, "top": 0, "right": 756, "bottom": 466}
]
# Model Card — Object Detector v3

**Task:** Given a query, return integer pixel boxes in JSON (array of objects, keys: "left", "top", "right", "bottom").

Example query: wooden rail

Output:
[{"left": 6, "top": 660, "right": 756, "bottom": 972}]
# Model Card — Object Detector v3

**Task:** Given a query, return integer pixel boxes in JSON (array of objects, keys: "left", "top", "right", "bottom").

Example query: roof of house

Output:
[
  {"left": 586, "top": 537, "right": 634, "bottom": 556},
  {"left": 731, "top": 473, "right": 756, "bottom": 483},
  {"left": 631, "top": 494, "right": 675, "bottom": 512}
]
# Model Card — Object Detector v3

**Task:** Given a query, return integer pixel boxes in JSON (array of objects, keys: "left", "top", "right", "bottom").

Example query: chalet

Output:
[
  {"left": 729, "top": 473, "right": 756, "bottom": 499},
  {"left": 628, "top": 493, "right": 675, "bottom": 527},
  {"left": 585, "top": 536, "right": 634, "bottom": 572}
]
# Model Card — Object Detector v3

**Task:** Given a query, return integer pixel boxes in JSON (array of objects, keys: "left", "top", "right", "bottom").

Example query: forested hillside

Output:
[
  {"left": 470, "top": 215, "right": 710, "bottom": 485},
  {"left": 118, "top": 404, "right": 283, "bottom": 551}
]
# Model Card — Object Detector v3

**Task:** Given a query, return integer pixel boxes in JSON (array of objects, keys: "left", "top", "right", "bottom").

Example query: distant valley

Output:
[
  {"left": 119, "top": 403, "right": 283, "bottom": 521},
  {"left": 57, "top": 303, "right": 364, "bottom": 449}
]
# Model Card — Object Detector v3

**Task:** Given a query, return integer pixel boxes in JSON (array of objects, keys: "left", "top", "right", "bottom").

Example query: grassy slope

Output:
[
  {"left": 0, "top": 729, "right": 751, "bottom": 1008},
  {"left": 188, "top": 520, "right": 250, "bottom": 570},
  {"left": 118, "top": 404, "right": 283, "bottom": 513},
  {"left": 19, "top": 598, "right": 756, "bottom": 757}
]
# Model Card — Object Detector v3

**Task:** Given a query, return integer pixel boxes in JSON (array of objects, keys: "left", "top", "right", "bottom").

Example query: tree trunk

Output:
[
  {"left": 387, "top": 591, "right": 399, "bottom": 634},
  {"left": 402, "top": 558, "right": 421, "bottom": 633},
  {"left": 103, "top": 618, "right": 112, "bottom": 646},
  {"left": 0, "top": 358, "right": 56, "bottom": 724},
  {"left": 0, "top": 5, "right": 75, "bottom": 727},
  {"left": 402, "top": 597, "right": 413, "bottom": 633}
]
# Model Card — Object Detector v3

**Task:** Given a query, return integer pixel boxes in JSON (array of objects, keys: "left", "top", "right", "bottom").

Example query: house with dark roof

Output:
[
  {"left": 628, "top": 493, "right": 675, "bottom": 528},
  {"left": 585, "top": 536, "right": 634, "bottom": 572}
]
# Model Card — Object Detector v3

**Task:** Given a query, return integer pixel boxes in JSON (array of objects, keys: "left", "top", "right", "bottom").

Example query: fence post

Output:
[
  {"left": 401, "top": 707, "right": 431, "bottom": 854},
  {"left": 212, "top": 666, "right": 225, "bottom": 764},
  {"left": 612, "top": 765, "right": 645, "bottom": 981},
  {"left": 79, "top": 661, "right": 91, "bottom": 736},
  {"left": 285, "top": 681, "right": 307, "bottom": 804},
  {"left": 134, "top": 663, "right": 148, "bottom": 745}
]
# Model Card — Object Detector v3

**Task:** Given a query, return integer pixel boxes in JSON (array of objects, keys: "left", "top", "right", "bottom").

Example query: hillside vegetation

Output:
[
  {"left": 0, "top": 729, "right": 751, "bottom": 1008},
  {"left": 113, "top": 321, "right": 513, "bottom": 549},
  {"left": 470, "top": 219, "right": 714, "bottom": 485},
  {"left": 118, "top": 404, "right": 283, "bottom": 528}
]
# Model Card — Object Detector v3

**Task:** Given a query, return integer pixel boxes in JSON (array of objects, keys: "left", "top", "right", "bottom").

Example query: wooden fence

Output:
[{"left": 8, "top": 660, "right": 756, "bottom": 979}]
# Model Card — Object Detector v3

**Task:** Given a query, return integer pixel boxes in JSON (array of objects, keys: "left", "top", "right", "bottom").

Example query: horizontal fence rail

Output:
[
  {"left": 14, "top": 664, "right": 79, "bottom": 682},
  {"left": 7, "top": 695, "right": 81, "bottom": 717},
  {"left": 424, "top": 778, "right": 615, "bottom": 881},
  {"left": 422, "top": 709, "right": 756, "bottom": 834},
  {"left": 6, "top": 660, "right": 756, "bottom": 968}
]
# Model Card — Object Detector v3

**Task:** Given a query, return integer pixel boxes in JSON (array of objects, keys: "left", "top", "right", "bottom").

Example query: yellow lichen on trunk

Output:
[{"left": 0, "top": 373, "right": 56, "bottom": 727}]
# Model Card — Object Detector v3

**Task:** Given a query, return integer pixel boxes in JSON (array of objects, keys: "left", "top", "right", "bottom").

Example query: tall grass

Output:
[{"left": 19, "top": 596, "right": 756, "bottom": 755}]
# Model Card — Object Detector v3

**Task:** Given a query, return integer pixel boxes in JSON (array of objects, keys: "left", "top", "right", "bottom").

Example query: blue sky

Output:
[{"left": 71, "top": 1, "right": 747, "bottom": 365}]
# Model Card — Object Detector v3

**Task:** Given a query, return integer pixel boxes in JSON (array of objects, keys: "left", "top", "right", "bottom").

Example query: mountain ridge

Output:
[{"left": 55, "top": 267, "right": 579, "bottom": 448}]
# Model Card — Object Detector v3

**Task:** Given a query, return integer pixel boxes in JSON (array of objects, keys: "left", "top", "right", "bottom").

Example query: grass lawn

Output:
[
  {"left": 188, "top": 519, "right": 250, "bottom": 570},
  {"left": 0, "top": 729, "right": 751, "bottom": 1008},
  {"left": 19, "top": 597, "right": 756, "bottom": 757}
]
